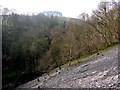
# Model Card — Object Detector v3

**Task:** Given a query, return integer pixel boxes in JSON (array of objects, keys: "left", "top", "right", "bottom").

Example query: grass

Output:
[
  {"left": 5, "top": 43, "right": 116, "bottom": 79},
  {"left": 3, "top": 71, "right": 22, "bottom": 79},
  {"left": 3, "top": 43, "right": 117, "bottom": 87},
  {"left": 60, "top": 43, "right": 119, "bottom": 69}
]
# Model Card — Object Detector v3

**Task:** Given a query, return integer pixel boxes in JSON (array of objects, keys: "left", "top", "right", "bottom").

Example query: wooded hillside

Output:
[{"left": 2, "top": 1, "right": 119, "bottom": 89}]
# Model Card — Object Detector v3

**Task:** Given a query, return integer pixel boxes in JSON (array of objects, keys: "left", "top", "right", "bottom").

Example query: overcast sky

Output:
[{"left": 0, "top": 0, "right": 112, "bottom": 18}]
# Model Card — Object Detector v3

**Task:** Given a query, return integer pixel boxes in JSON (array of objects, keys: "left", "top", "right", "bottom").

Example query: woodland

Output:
[{"left": 2, "top": 1, "right": 119, "bottom": 89}]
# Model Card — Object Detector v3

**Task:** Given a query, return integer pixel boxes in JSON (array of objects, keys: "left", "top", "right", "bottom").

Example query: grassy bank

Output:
[{"left": 58, "top": 43, "right": 119, "bottom": 70}]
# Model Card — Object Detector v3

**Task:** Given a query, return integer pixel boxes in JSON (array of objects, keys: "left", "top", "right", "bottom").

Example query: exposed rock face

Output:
[
  {"left": 17, "top": 45, "right": 119, "bottom": 89},
  {"left": 40, "top": 11, "right": 62, "bottom": 17}
]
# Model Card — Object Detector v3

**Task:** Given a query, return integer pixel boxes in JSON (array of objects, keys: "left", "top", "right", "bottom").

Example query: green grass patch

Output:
[
  {"left": 3, "top": 71, "right": 22, "bottom": 78},
  {"left": 60, "top": 43, "right": 118, "bottom": 69},
  {"left": 42, "top": 43, "right": 118, "bottom": 75}
]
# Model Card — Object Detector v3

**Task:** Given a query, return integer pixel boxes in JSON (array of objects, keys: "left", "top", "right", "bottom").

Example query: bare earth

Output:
[{"left": 17, "top": 45, "right": 119, "bottom": 89}]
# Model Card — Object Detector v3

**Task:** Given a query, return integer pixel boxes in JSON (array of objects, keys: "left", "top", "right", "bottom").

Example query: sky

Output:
[{"left": 0, "top": 0, "right": 112, "bottom": 18}]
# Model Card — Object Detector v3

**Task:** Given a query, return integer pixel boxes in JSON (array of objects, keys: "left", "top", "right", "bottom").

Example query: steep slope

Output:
[{"left": 17, "top": 45, "right": 119, "bottom": 88}]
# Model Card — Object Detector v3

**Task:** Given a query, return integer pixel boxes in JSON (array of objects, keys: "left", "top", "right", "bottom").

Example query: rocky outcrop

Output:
[{"left": 40, "top": 11, "right": 62, "bottom": 17}]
